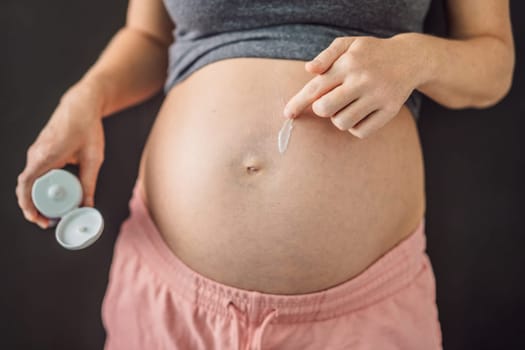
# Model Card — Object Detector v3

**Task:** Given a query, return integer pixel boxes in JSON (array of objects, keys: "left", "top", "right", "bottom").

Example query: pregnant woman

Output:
[{"left": 16, "top": 0, "right": 514, "bottom": 349}]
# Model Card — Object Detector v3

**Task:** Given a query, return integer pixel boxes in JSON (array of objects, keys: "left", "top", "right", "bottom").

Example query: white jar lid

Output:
[
  {"left": 32, "top": 169, "right": 82, "bottom": 218},
  {"left": 31, "top": 168, "right": 104, "bottom": 250},
  {"left": 56, "top": 207, "right": 104, "bottom": 250}
]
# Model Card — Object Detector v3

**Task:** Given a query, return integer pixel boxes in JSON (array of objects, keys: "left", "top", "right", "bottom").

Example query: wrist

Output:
[
  {"left": 391, "top": 32, "right": 438, "bottom": 90},
  {"left": 61, "top": 75, "right": 108, "bottom": 119}
]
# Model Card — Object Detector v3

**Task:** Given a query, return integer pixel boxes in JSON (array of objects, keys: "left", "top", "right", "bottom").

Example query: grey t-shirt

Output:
[{"left": 162, "top": 0, "right": 432, "bottom": 120}]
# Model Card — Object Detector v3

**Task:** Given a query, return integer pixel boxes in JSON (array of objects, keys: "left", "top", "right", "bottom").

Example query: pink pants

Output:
[{"left": 102, "top": 180, "right": 442, "bottom": 350}]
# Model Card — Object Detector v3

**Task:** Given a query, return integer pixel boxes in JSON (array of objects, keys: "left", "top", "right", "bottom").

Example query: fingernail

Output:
[
  {"left": 48, "top": 219, "right": 58, "bottom": 228},
  {"left": 283, "top": 107, "right": 294, "bottom": 119}
]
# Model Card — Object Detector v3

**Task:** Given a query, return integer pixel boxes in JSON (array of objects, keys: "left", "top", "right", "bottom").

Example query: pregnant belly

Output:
[{"left": 138, "top": 57, "right": 426, "bottom": 295}]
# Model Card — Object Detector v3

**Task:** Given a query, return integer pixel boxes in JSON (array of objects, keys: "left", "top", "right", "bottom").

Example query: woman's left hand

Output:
[{"left": 283, "top": 35, "right": 422, "bottom": 138}]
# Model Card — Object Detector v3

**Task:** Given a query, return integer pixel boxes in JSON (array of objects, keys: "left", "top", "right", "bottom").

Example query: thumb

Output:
[{"left": 78, "top": 155, "right": 103, "bottom": 207}]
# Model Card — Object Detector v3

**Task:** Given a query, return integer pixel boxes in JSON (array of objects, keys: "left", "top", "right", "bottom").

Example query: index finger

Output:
[
  {"left": 16, "top": 172, "right": 51, "bottom": 229},
  {"left": 283, "top": 73, "right": 340, "bottom": 119}
]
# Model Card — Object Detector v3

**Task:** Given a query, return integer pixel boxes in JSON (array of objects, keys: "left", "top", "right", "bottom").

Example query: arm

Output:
[
  {"left": 397, "top": 0, "right": 515, "bottom": 109},
  {"left": 282, "top": 0, "right": 515, "bottom": 138},
  {"left": 63, "top": 0, "right": 175, "bottom": 118},
  {"left": 15, "top": 0, "right": 175, "bottom": 228}
]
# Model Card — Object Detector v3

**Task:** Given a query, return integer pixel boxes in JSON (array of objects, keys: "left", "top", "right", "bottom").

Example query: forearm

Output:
[
  {"left": 63, "top": 26, "right": 170, "bottom": 118},
  {"left": 396, "top": 32, "right": 515, "bottom": 109}
]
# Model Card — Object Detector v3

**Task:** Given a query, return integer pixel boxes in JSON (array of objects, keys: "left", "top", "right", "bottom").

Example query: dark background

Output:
[{"left": 2, "top": 0, "right": 524, "bottom": 349}]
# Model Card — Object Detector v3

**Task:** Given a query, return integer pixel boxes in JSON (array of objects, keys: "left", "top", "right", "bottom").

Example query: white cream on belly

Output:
[{"left": 277, "top": 118, "right": 295, "bottom": 154}]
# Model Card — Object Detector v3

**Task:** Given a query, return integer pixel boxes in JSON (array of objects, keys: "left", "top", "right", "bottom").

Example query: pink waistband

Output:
[{"left": 122, "top": 179, "right": 428, "bottom": 324}]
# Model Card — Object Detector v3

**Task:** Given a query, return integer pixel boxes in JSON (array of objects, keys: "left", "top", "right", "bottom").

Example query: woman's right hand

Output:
[{"left": 16, "top": 82, "right": 106, "bottom": 229}]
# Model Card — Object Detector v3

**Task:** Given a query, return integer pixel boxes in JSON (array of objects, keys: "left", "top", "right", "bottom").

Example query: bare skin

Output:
[
  {"left": 16, "top": 0, "right": 514, "bottom": 294},
  {"left": 136, "top": 57, "right": 425, "bottom": 293}
]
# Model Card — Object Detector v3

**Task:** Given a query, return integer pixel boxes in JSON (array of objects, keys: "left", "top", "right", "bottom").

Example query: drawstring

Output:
[
  {"left": 251, "top": 308, "right": 279, "bottom": 350},
  {"left": 227, "top": 301, "right": 244, "bottom": 350},
  {"left": 227, "top": 301, "right": 280, "bottom": 350}
]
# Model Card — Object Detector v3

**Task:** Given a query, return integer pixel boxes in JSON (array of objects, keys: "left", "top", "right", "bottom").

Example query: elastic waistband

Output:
[{"left": 123, "top": 180, "right": 428, "bottom": 324}]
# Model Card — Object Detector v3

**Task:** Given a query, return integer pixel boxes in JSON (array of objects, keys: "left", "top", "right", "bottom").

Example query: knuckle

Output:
[
  {"left": 83, "top": 192, "right": 94, "bottom": 202},
  {"left": 29, "top": 144, "right": 51, "bottom": 162},
  {"left": 16, "top": 196, "right": 23, "bottom": 209},
  {"left": 27, "top": 143, "right": 38, "bottom": 156},
  {"left": 15, "top": 185, "right": 23, "bottom": 200},
  {"left": 17, "top": 172, "right": 28, "bottom": 184},
  {"left": 85, "top": 151, "right": 104, "bottom": 165},
  {"left": 359, "top": 70, "right": 373, "bottom": 84},
  {"left": 23, "top": 210, "right": 34, "bottom": 222},
  {"left": 349, "top": 126, "right": 366, "bottom": 139},
  {"left": 332, "top": 37, "right": 347, "bottom": 48},
  {"left": 322, "top": 47, "right": 337, "bottom": 60},
  {"left": 383, "top": 103, "right": 400, "bottom": 117},
  {"left": 26, "top": 145, "right": 35, "bottom": 159},
  {"left": 83, "top": 152, "right": 99, "bottom": 163},
  {"left": 17, "top": 192, "right": 30, "bottom": 208},
  {"left": 336, "top": 80, "right": 350, "bottom": 95},
  {"left": 353, "top": 36, "right": 371, "bottom": 49},
  {"left": 332, "top": 37, "right": 343, "bottom": 45},
  {"left": 331, "top": 116, "right": 347, "bottom": 131},
  {"left": 354, "top": 71, "right": 373, "bottom": 90},
  {"left": 17, "top": 201, "right": 24, "bottom": 214},
  {"left": 312, "top": 100, "right": 329, "bottom": 117},
  {"left": 340, "top": 53, "right": 354, "bottom": 69},
  {"left": 305, "top": 81, "right": 320, "bottom": 96}
]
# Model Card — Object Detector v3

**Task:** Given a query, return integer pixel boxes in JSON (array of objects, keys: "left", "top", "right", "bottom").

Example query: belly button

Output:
[
  {"left": 245, "top": 165, "right": 260, "bottom": 174},
  {"left": 241, "top": 154, "right": 264, "bottom": 175}
]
